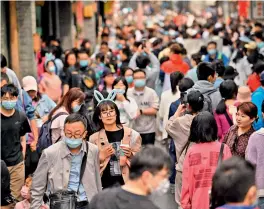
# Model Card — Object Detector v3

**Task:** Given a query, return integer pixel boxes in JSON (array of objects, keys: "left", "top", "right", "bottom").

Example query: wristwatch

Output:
[{"left": 140, "top": 109, "right": 143, "bottom": 115}]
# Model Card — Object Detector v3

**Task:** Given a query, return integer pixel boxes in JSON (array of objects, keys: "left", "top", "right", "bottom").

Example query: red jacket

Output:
[
  {"left": 247, "top": 73, "right": 261, "bottom": 92},
  {"left": 161, "top": 54, "right": 190, "bottom": 74},
  {"left": 181, "top": 142, "right": 232, "bottom": 209}
]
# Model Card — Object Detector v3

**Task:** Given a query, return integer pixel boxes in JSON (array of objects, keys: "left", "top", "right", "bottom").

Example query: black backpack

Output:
[{"left": 37, "top": 112, "right": 68, "bottom": 153}]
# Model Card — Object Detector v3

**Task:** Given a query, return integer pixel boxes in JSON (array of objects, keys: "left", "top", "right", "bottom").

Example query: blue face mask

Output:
[
  {"left": 257, "top": 42, "right": 264, "bottom": 49},
  {"left": 80, "top": 60, "right": 89, "bottom": 68},
  {"left": 134, "top": 79, "right": 146, "bottom": 88},
  {"left": 117, "top": 62, "right": 122, "bottom": 68},
  {"left": 1, "top": 100, "right": 17, "bottom": 110},
  {"left": 125, "top": 76, "right": 133, "bottom": 84},
  {"left": 49, "top": 66, "right": 56, "bottom": 73},
  {"left": 114, "top": 89, "right": 125, "bottom": 94},
  {"left": 64, "top": 137, "right": 83, "bottom": 149},
  {"left": 117, "top": 54, "right": 121, "bottom": 61},
  {"left": 72, "top": 104, "right": 83, "bottom": 113},
  {"left": 99, "top": 62, "right": 105, "bottom": 67},
  {"left": 117, "top": 43, "right": 123, "bottom": 50},
  {"left": 208, "top": 49, "right": 217, "bottom": 55}
]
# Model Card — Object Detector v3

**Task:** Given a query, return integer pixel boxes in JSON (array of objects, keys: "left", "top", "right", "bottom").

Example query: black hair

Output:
[
  {"left": 1, "top": 54, "right": 7, "bottom": 68},
  {"left": 255, "top": 22, "right": 263, "bottom": 28},
  {"left": 189, "top": 111, "right": 218, "bottom": 143},
  {"left": 95, "top": 53, "right": 105, "bottom": 62},
  {"left": 200, "top": 45, "right": 208, "bottom": 55},
  {"left": 179, "top": 77, "right": 194, "bottom": 93},
  {"left": 1, "top": 72, "right": 9, "bottom": 83},
  {"left": 64, "top": 113, "right": 88, "bottom": 130},
  {"left": 182, "top": 48, "right": 187, "bottom": 55},
  {"left": 133, "top": 41, "right": 142, "bottom": 48},
  {"left": 121, "top": 46, "right": 131, "bottom": 58},
  {"left": 197, "top": 62, "right": 216, "bottom": 81},
  {"left": 191, "top": 53, "right": 202, "bottom": 65},
  {"left": 136, "top": 55, "right": 150, "bottom": 69},
  {"left": 122, "top": 67, "right": 134, "bottom": 76},
  {"left": 262, "top": 100, "right": 264, "bottom": 113},
  {"left": 187, "top": 90, "right": 204, "bottom": 112},
  {"left": 112, "top": 77, "right": 130, "bottom": 102},
  {"left": 253, "top": 62, "right": 264, "bottom": 75},
  {"left": 101, "top": 41, "right": 108, "bottom": 47},
  {"left": 216, "top": 80, "right": 238, "bottom": 114},
  {"left": 211, "top": 157, "right": 256, "bottom": 208},
  {"left": 50, "top": 45, "right": 63, "bottom": 59},
  {"left": 170, "top": 72, "right": 184, "bottom": 94},
  {"left": 254, "top": 31, "right": 263, "bottom": 40},
  {"left": 93, "top": 100, "right": 122, "bottom": 130},
  {"left": 101, "top": 33, "right": 109, "bottom": 39},
  {"left": 81, "top": 39, "right": 91, "bottom": 48},
  {"left": 78, "top": 49, "right": 89, "bottom": 56},
  {"left": 159, "top": 56, "right": 170, "bottom": 65},
  {"left": 64, "top": 51, "right": 77, "bottom": 68},
  {"left": 133, "top": 69, "right": 146, "bottom": 77},
  {"left": 208, "top": 41, "right": 217, "bottom": 47},
  {"left": 1, "top": 84, "right": 19, "bottom": 97},
  {"left": 212, "top": 60, "right": 225, "bottom": 77},
  {"left": 129, "top": 145, "right": 172, "bottom": 180}
]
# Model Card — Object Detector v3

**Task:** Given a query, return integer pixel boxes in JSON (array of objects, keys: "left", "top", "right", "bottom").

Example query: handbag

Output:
[{"left": 49, "top": 142, "right": 89, "bottom": 209}]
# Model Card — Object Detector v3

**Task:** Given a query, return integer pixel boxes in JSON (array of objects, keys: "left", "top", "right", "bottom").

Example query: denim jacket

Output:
[
  {"left": 35, "top": 94, "right": 56, "bottom": 119},
  {"left": 15, "top": 90, "right": 35, "bottom": 120}
]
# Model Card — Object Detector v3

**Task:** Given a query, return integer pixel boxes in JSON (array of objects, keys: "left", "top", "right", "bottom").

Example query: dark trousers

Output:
[{"left": 140, "top": 133, "right": 155, "bottom": 145}]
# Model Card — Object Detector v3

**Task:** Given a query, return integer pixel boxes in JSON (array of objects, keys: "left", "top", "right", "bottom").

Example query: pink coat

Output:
[
  {"left": 181, "top": 142, "right": 232, "bottom": 209},
  {"left": 214, "top": 110, "right": 233, "bottom": 142}
]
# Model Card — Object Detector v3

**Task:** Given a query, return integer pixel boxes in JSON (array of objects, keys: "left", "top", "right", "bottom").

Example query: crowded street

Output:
[{"left": 1, "top": 1, "right": 264, "bottom": 209}]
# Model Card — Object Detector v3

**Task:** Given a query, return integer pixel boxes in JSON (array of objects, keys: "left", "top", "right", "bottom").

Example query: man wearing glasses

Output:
[{"left": 31, "top": 114, "right": 102, "bottom": 209}]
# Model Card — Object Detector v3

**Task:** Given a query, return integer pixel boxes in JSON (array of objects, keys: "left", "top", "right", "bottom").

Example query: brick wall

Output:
[{"left": 16, "top": 1, "right": 36, "bottom": 78}]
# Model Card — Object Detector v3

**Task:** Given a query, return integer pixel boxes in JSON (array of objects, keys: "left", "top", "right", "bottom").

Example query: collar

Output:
[
  {"left": 132, "top": 87, "right": 145, "bottom": 96},
  {"left": 61, "top": 140, "right": 87, "bottom": 159}
]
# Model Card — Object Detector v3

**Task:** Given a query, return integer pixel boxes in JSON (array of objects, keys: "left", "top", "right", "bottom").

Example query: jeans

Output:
[
  {"left": 259, "top": 197, "right": 264, "bottom": 209},
  {"left": 140, "top": 133, "right": 155, "bottom": 145}
]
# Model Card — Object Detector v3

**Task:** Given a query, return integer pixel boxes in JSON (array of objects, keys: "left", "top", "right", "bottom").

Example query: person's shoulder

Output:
[
  {"left": 16, "top": 109, "right": 27, "bottom": 120},
  {"left": 87, "top": 141, "right": 99, "bottom": 153},
  {"left": 91, "top": 187, "right": 120, "bottom": 202},
  {"left": 144, "top": 86, "right": 157, "bottom": 94}
]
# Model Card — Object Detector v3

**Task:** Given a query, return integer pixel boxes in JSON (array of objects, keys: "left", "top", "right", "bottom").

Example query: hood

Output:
[
  {"left": 170, "top": 54, "right": 184, "bottom": 65},
  {"left": 191, "top": 80, "right": 216, "bottom": 94},
  {"left": 256, "top": 128, "right": 264, "bottom": 136},
  {"left": 253, "top": 86, "right": 264, "bottom": 94}
]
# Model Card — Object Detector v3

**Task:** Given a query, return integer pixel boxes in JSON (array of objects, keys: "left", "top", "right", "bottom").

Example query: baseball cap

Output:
[
  {"left": 245, "top": 42, "right": 257, "bottom": 50},
  {"left": 22, "top": 76, "right": 38, "bottom": 92},
  {"left": 102, "top": 67, "right": 115, "bottom": 77}
]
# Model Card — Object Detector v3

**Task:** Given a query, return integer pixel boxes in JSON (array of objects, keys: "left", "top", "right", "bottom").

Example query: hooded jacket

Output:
[
  {"left": 161, "top": 54, "right": 189, "bottom": 75},
  {"left": 246, "top": 128, "right": 264, "bottom": 198},
  {"left": 252, "top": 86, "right": 264, "bottom": 130},
  {"left": 188, "top": 80, "right": 222, "bottom": 111}
]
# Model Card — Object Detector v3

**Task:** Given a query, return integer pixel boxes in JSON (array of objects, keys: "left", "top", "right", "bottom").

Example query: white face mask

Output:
[{"left": 150, "top": 179, "right": 170, "bottom": 196}]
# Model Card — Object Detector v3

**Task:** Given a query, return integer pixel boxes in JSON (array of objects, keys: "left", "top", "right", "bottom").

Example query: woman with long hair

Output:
[
  {"left": 223, "top": 102, "right": 257, "bottom": 158},
  {"left": 89, "top": 90, "right": 141, "bottom": 189},
  {"left": 48, "top": 88, "right": 85, "bottom": 144},
  {"left": 214, "top": 80, "right": 238, "bottom": 141},
  {"left": 112, "top": 77, "right": 138, "bottom": 127},
  {"left": 159, "top": 71, "right": 184, "bottom": 140},
  {"left": 181, "top": 112, "right": 232, "bottom": 209}
]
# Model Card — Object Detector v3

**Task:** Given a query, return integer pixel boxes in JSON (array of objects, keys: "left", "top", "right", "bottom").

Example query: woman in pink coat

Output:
[
  {"left": 214, "top": 80, "right": 238, "bottom": 141},
  {"left": 181, "top": 112, "right": 232, "bottom": 209}
]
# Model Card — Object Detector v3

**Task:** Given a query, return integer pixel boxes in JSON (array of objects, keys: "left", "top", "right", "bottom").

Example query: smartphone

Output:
[
  {"left": 141, "top": 38, "right": 146, "bottom": 48},
  {"left": 180, "top": 92, "right": 188, "bottom": 106}
]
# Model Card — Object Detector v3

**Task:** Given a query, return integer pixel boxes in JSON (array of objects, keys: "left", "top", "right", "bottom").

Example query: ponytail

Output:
[{"left": 215, "top": 98, "right": 226, "bottom": 114}]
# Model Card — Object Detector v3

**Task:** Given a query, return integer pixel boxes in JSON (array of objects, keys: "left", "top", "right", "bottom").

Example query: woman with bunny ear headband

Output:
[
  {"left": 89, "top": 89, "right": 142, "bottom": 189},
  {"left": 112, "top": 77, "right": 139, "bottom": 128}
]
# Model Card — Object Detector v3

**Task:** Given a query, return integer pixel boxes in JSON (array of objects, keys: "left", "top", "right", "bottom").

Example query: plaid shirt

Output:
[{"left": 223, "top": 125, "right": 255, "bottom": 158}]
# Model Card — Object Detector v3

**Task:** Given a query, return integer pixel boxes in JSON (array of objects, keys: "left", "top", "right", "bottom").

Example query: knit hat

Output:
[
  {"left": 22, "top": 76, "right": 38, "bottom": 92},
  {"left": 237, "top": 86, "right": 251, "bottom": 103}
]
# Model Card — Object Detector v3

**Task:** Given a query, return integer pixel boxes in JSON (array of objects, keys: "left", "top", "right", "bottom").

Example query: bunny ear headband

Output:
[
  {"left": 45, "top": 53, "right": 55, "bottom": 62},
  {"left": 94, "top": 89, "right": 124, "bottom": 106}
]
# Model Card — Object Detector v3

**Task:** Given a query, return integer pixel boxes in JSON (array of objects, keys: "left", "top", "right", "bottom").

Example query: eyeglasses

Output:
[
  {"left": 64, "top": 130, "right": 86, "bottom": 139},
  {"left": 101, "top": 109, "right": 116, "bottom": 118}
]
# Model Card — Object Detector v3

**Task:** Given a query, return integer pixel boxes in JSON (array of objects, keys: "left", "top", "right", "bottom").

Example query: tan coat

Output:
[{"left": 89, "top": 127, "right": 141, "bottom": 183}]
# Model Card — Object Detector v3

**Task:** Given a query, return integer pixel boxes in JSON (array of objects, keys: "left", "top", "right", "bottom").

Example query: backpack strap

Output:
[
  {"left": 217, "top": 143, "right": 224, "bottom": 166},
  {"left": 224, "top": 110, "right": 233, "bottom": 127},
  {"left": 50, "top": 112, "right": 69, "bottom": 143}
]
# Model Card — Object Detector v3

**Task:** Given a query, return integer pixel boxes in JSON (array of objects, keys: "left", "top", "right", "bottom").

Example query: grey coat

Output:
[{"left": 30, "top": 141, "right": 102, "bottom": 209}]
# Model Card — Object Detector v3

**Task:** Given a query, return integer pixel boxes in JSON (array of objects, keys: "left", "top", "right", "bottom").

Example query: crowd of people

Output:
[{"left": 1, "top": 9, "right": 264, "bottom": 209}]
